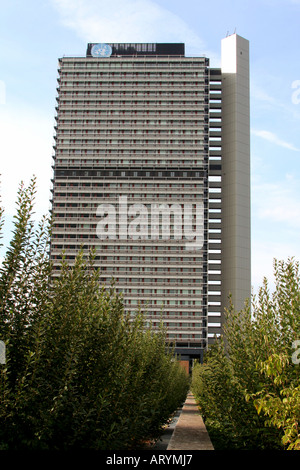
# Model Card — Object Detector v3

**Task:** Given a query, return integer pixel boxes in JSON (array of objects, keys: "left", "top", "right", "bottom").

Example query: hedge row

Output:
[
  {"left": 191, "top": 258, "right": 300, "bottom": 450},
  {"left": 0, "top": 179, "right": 189, "bottom": 450}
]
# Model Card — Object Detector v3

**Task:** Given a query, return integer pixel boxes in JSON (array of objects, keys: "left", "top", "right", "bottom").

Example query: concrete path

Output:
[
  {"left": 166, "top": 392, "right": 214, "bottom": 450},
  {"left": 151, "top": 407, "right": 182, "bottom": 450}
]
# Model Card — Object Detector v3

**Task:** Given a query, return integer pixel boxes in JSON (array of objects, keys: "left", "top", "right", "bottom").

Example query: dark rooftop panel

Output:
[{"left": 86, "top": 43, "right": 185, "bottom": 57}]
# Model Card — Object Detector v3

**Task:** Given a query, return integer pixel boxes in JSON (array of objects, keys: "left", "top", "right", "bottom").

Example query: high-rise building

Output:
[{"left": 50, "top": 34, "right": 251, "bottom": 363}]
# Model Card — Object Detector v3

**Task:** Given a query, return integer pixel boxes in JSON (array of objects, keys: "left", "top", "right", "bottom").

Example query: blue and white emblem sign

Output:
[{"left": 91, "top": 43, "right": 112, "bottom": 57}]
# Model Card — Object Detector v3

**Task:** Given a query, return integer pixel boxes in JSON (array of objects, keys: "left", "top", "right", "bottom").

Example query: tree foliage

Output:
[
  {"left": 192, "top": 258, "right": 300, "bottom": 450},
  {"left": 0, "top": 179, "right": 189, "bottom": 450}
]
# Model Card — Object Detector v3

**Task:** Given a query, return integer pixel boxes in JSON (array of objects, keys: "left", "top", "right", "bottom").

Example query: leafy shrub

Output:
[
  {"left": 192, "top": 258, "right": 300, "bottom": 450},
  {"left": 0, "top": 179, "right": 189, "bottom": 450}
]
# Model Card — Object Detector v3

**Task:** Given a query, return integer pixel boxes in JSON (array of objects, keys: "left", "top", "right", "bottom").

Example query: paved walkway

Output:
[
  {"left": 151, "top": 407, "right": 182, "bottom": 450},
  {"left": 166, "top": 392, "right": 214, "bottom": 450}
]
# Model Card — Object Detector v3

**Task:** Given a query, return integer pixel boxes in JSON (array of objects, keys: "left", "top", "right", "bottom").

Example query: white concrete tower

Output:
[{"left": 220, "top": 34, "right": 251, "bottom": 315}]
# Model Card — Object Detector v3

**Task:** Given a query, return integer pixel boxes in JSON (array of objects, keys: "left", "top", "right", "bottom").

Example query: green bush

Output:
[
  {"left": 0, "top": 179, "right": 189, "bottom": 450},
  {"left": 191, "top": 259, "right": 300, "bottom": 450}
]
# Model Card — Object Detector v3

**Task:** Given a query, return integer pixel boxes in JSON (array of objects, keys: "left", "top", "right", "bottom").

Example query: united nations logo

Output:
[{"left": 91, "top": 43, "right": 112, "bottom": 58}]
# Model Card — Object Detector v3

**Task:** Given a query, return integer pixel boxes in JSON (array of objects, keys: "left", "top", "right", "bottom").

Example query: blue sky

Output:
[{"left": 0, "top": 0, "right": 300, "bottom": 293}]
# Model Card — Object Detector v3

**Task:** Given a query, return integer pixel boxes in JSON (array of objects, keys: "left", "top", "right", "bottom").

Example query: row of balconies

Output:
[
  {"left": 49, "top": 272, "right": 217, "bottom": 289},
  {"left": 51, "top": 188, "right": 207, "bottom": 195},
  {"left": 57, "top": 93, "right": 208, "bottom": 102},
  {"left": 57, "top": 111, "right": 208, "bottom": 119},
  {"left": 55, "top": 129, "right": 206, "bottom": 136},
  {"left": 58, "top": 68, "right": 208, "bottom": 76},
  {"left": 51, "top": 201, "right": 210, "bottom": 211},
  {"left": 51, "top": 202, "right": 208, "bottom": 214},
  {"left": 52, "top": 162, "right": 207, "bottom": 170},
  {"left": 55, "top": 125, "right": 208, "bottom": 133},
  {"left": 58, "top": 72, "right": 207, "bottom": 79},
  {"left": 136, "top": 316, "right": 206, "bottom": 323},
  {"left": 100, "top": 293, "right": 205, "bottom": 301},
  {"left": 51, "top": 184, "right": 207, "bottom": 192},
  {"left": 51, "top": 189, "right": 207, "bottom": 196},
  {"left": 56, "top": 101, "right": 208, "bottom": 110},
  {"left": 56, "top": 118, "right": 208, "bottom": 124},
  {"left": 58, "top": 69, "right": 208, "bottom": 76},
  {"left": 50, "top": 235, "right": 208, "bottom": 245},
  {"left": 57, "top": 96, "right": 209, "bottom": 106},
  {"left": 58, "top": 68, "right": 209, "bottom": 76},
  {"left": 50, "top": 237, "right": 218, "bottom": 247},
  {"left": 51, "top": 220, "right": 218, "bottom": 230},
  {"left": 50, "top": 255, "right": 208, "bottom": 265},
  {"left": 53, "top": 157, "right": 208, "bottom": 164},
  {"left": 56, "top": 102, "right": 208, "bottom": 110},
  {"left": 98, "top": 293, "right": 205, "bottom": 302},
  {"left": 56, "top": 116, "right": 208, "bottom": 123},
  {"left": 144, "top": 326, "right": 205, "bottom": 333},
  {"left": 51, "top": 233, "right": 209, "bottom": 244},
  {"left": 59, "top": 62, "right": 207, "bottom": 69},
  {"left": 95, "top": 296, "right": 204, "bottom": 306},
  {"left": 55, "top": 131, "right": 209, "bottom": 139},
  {"left": 52, "top": 178, "right": 207, "bottom": 185},
  {"left": 57, "top": 83, "right": 209, "bottom": 93},
  {"left": 59, "top": 63, "right": 207, "bottom": 71},
  {"left": 57, "top": 76, "right": 208, "bottom": 85},
  {"left": 57, "top": 87, "right": 208, "bottom": 97},
  {"left": 56, "top": 90, "right": 218, "bottom": 101},
  {"left": 50, "top": 219, "right": 216, "bottom": 229},
  {"left": 53, "top": 153, "right": 208, "bottom": 161},
  {"left": 59, "top": 61, "right": 208, "bottom": 69},
  {"left": 58, "top": 70, "right": 208, "bottom": 77},
  {"left": 59, "top": 64, "right": 208, "bottom": 72},
  {"left": 50, "top": 244, "right": 219, "bottom": 256},
  {"left": 50, "top": 251, "right": 207, "bottom": 262},
  {"left": 51, "top": 202, "right": 209, "bottom": 210},
  {"left": 50, "top": 238, "right": 210, "bottom": 250},
  {"left": 55, "top": 137, "right": 207, "bottom": 145},
  {"left": 50, "top": 261, "right": 207, "bottom": 271},
  {"left": 59, "top": 56, "right": 207, "bottom": 64},
  {"left": 51, "top": 190, "right": 208, "bottom": 198},
  {"left": 50, "top": 231, "right": 209, "bottom": 241},
  {"left": 54, "top": 146, "right": 208, "bottom": 155},
  {"left": 54, "top": 143, "right": 208, "bottom": 152},
  {"left": 51, "top": 269, "right": 209, "bottom": 279},
  {"left": 58, "top": 82, "right": 208, "bottom": 90},
  {"left": 128, "top": 326, "right": 204, "bottom": 333},
  {"left": 54, "top": 122, "right": 209, "bottom": 133}
]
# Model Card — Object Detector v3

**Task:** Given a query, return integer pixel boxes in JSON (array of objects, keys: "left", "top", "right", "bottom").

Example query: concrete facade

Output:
[
  {"left": 220, "top": 34, "right": 251, "bottom": 315},
  {"left": 50, "top": 35, "right": 251, "bottom": 360}
]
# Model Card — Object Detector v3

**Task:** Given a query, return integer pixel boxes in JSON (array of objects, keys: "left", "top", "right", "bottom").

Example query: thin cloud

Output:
[
  {"left": 251, "top": 83, "right": 277, "bottom": 106},
  {"left": 51, "top": 0, "right": 219, "bottom": 62},
  {"left": 251, "top": 238, "right": 299, "bottom": 294},
  {"left": 251, "top": 175, "right": 300, "bottom": 292},
  {"left": 251, "top": 129, "right": 299, "bottom": 151},
  {"left": 252, "top": 176, "right": 300, "bottom": 228},
  {"left": 0, "top": 105, "right": 53, "bottom": 217}
]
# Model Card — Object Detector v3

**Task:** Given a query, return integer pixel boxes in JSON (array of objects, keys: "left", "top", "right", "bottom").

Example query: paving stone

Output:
[{"left": 167, "top": 392, "right": 214, "bottom": 451}]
